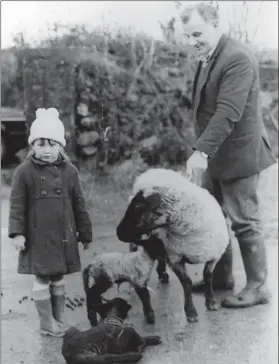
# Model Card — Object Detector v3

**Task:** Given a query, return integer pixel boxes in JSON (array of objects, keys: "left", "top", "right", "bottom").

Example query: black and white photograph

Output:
[{"left": 1, "top": 1, "right": 278, "bottom": 363}]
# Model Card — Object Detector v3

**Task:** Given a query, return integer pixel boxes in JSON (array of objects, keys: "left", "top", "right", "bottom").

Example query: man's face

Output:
[{"left": 182, "top": 10, "right": 218, "bottom": 59}]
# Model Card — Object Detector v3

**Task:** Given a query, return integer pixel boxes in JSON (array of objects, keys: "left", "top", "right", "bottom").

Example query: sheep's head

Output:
[{"left": 117, "top": 190, "right": 167, "bottom": 242}]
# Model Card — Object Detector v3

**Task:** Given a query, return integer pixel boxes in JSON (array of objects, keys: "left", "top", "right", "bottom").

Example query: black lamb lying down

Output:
[
  {"left": 83, "top": 236, "right": 168, "bottom": 326},
  {"left": 62, "top": 297, "right": 161, "bottom": 364}
]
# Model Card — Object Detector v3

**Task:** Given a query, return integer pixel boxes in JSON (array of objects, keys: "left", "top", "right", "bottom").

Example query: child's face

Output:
[{"left": 33, "top": 138, "right": 61, "bottom": 163}]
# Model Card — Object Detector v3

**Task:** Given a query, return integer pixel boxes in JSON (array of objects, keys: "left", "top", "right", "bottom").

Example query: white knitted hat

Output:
[{"left": 28, "top": 108, "right": 66, "bottom": 147}]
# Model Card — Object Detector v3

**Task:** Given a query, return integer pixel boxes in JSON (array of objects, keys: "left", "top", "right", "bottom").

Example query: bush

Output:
[{"left": 2, "top": 23, "right": 278, "bottom": 171}]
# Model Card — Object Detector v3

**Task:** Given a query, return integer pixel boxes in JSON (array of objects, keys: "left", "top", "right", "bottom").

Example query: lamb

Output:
[
  {"left": 129, "top": 242, "right": 169, "bottom": 284},
  {"left": 83, "top": 236, "right": 168, "bottom": 327},
  {"left": 116, "top": 168, "right": 230, "bottom": 323},
  {"left": 62, "top": 297, "right": 162, "bottom": 364}
]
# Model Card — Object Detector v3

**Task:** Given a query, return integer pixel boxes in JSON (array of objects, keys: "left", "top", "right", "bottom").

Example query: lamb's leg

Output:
[
  {"left": 86, "top": 280, "right": 112, "bottom": 326},
  {"left": 106, "top": 353, "right": 143, "bottom": 363},
  {"left": 171, "top": 260, "right": 198, "bottom": 323},
  {"left": 142, "top": 335, "right": 162, "bottom": 347},
  {"left": 122, "top": 327, "right": 161, "bottom": 351},
  {"left": 73, "top": 352, "right": 142, "bottom": 364},
  {"left": 134, "top": 285, "right": 155, "bottom": 324},
  {"left": 203, "top": 260, "right": 218, "bottom": 311},
  {"left": 85, "top": 285, "right": 101, "bottom": 326},
  {"left": 156, "top": 259, "right": 169, "bottom": 284}
]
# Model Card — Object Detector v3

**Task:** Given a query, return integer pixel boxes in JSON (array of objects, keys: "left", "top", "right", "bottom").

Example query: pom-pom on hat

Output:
[{"left": 28, "top": 108, "right": 66, "bottom": 147}]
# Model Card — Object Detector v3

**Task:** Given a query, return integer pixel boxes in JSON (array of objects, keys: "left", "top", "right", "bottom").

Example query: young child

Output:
[{"left": 8, "top": 108, "right": 93, "bottom": 337}]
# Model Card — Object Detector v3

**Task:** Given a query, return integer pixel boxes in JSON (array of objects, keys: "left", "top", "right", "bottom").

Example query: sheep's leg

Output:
[
  {"left": 203, "top": 260, "right": 218, "bottom": 311},
  {"left": 171, "top": 260, "right": 198, "bottom": 323},
  {"left": 156, "top": 259, "right": 169, "bottom": 284},
  {"left": 134, "top": 285, "right": 155, "bottom": 324}
]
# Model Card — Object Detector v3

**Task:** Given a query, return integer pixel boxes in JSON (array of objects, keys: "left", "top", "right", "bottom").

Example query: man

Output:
[{"left": 180, "top": 2, "right": 276, "bottom": 308}]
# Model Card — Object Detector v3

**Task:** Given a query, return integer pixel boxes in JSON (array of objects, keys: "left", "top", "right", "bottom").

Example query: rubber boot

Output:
[
  {"left": 33, "top": 284, "right": 65, "bottom": 337},
  {"left": 221, "top": 238, "right": 271, "bottom": 308},
  {"left": 192, "top": 241, "right": 235, "bottom": 292},
  {"left": 50, "top": 279, "right": 67, "bottom": 330}
]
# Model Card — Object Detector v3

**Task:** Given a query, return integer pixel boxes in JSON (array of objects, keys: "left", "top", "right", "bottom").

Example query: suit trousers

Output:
[{"left": 202, "top": 172, "right": 262, "bottom": 241}]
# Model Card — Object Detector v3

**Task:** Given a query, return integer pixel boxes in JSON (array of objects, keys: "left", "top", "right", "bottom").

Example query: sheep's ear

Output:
[
  {"left": 146, "top": 193, "right": 161, "bottom": 208},
  {"left": 135, "top": 238, "right": 148, "bottom": 248}
]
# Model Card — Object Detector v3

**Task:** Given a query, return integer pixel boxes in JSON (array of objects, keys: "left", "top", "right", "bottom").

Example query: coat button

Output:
[
  {"left": 40, "top": 176, "right": 46, "bottom": 181},
  {"left": 41, "top": 190, "right": 47, "bottom": 196},
  {"left": 55, "top": 189, "right": 61, "bottom": 195}
]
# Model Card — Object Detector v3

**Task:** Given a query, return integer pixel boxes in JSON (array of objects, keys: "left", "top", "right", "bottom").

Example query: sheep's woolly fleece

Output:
[{"left": 131, "top": 168, "right": 229, "bottom": 264}]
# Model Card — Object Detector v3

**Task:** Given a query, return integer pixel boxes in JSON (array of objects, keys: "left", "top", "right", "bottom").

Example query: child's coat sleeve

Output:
[
  {"left": 8, "top": 166, "right": 27, "bottom": 239},
  {"left": 72, "top": 170, "right": 93, "bottom": 243}
]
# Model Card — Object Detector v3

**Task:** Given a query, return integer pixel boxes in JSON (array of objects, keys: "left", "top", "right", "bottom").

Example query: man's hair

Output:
[{"left": 180, "top": 2, "right": 219, "bottom": 25}]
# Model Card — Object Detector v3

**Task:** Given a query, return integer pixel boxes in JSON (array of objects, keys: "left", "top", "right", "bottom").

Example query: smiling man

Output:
[{"left": 180, "top": 2, "right": 276, "bottom": 308}]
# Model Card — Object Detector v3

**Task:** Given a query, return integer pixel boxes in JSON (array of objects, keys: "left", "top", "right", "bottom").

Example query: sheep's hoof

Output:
[
  {"left": 186, "top": 308, "right": 199, "bottom": 322},
  {"left": 159, "top": 272, "right": 169, "bottom": 284},
  {"left": 187, "top": 315, "right": 199, "bottom": 323},
  {"left": 206, "top": 300, "right": 219, "bottom": 311},
  {"left": 186, "top": 305, "right": 198, "bottom": 323},
  {"left": 145, "top": 311, "right": 155, "bottom": 324}
]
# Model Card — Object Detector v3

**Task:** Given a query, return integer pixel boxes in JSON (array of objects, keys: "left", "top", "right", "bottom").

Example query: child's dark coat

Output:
[{"left": 8, "top": 156, "right": 92, "bottom": 276}]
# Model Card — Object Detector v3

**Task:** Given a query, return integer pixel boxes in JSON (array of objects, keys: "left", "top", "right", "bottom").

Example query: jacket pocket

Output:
[
  {"left": 227, "top": 133, "right": 253, "bottom": 149},
  {"left": 262, "top": 135, "right": 273, "bottom": 152}
]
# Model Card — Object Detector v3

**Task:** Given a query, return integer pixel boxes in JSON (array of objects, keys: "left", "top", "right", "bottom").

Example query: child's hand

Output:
[
  {"left": 13, "top": 235, "right": 26, "bottom": 251},
  {"left": 82, "top": 242, "right": 91, "bottom": 250}
]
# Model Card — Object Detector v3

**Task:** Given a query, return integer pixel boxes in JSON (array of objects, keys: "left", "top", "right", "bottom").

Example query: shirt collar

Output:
[{"left": 200, "top": 33, "right": 223, "bottom": 64}]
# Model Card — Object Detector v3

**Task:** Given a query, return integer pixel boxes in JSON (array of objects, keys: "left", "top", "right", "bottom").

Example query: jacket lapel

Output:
[
  {"left": 192, "top": 34, "right": 229, "bottom": 121},
  {"left": 192, "top": 61, "right": 202, "bottom": 107}
]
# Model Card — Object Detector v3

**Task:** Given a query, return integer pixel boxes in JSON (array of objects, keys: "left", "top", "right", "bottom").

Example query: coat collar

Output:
[
  {"left": 31, "top": 154, "right": 65, "bottom": 167},
  {"left": 207, "top": 33, "right": 229, "bottom": 63}
]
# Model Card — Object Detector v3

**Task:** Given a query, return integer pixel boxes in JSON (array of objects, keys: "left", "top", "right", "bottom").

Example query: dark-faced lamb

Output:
[
  {"left": 62, "top": 297, "right": 161, "bottom": 364},
  {"left": 83, "top": 236, "right": 167, "bottom": 326},
  {"left": 116, "top": 168, "right": 230, "bottom": 323}
]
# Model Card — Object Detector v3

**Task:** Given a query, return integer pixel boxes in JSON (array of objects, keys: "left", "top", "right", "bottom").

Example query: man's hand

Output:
[
  {"left": 12, "top": 235, "right": 26, "bottom": 252},
  {"left": 186, "top": 151, "right": 208, "bottom": 185}
]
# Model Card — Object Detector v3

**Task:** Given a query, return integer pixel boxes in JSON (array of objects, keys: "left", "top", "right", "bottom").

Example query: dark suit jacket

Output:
[{"left": 192, "top": 34, "right": 276, "bottom": 180}]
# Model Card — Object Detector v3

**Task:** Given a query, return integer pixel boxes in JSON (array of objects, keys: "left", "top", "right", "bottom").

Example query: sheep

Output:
[
  {"left": 83, "top": 236, "right": 168, "bottom": 327},
  {"left": 62, "top": 297, "right": 162, "bottom": 364},
  {"left": 116, "top": 168, "right": 230, "bottom": 324}
]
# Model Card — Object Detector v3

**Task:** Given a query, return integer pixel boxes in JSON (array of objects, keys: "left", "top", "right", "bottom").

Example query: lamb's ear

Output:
[{"left": 92, "top": 300, "right": 113, "bottom": 317}]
